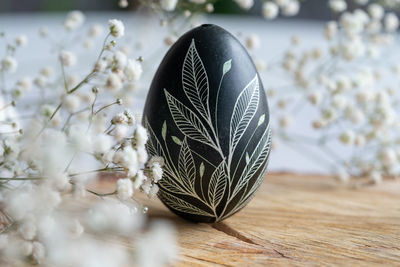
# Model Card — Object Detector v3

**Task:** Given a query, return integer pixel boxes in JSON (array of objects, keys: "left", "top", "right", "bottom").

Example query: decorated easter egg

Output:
[{"left": 143, "top": 24, "right": 271, "bottom": 223}]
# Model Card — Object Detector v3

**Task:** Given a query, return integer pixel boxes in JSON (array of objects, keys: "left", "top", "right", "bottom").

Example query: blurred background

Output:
[{"left": 0, "top": 0, "right": 340, "bottom": 20}]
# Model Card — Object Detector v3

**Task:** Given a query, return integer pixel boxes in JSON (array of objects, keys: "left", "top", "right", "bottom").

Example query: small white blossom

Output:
[
  {"left": 148, "top": 156, "right": 165, "bottom": 167},
  {"left": 262, "top": 2, "right": 279, "bottom": 20},
  {"left": 114, "top": 124, "right": 130, "bottom": 142},
  {"left": 119, "top": 0, "right": 129, "bottom": 8},
  {"left": 124, "top": 59, "right": 143, "bottom": 81},
  {"left": 109, "top": 19, "right": 125, "bottom": 38},
  {"left": 339, "top": 130, "right": 355, "bottom": 145},
  {"left": 148, "top": 184, "right": 159, "bottom": 198},
  {"left": 137, "top": 146, "right": 148, "bottom": 165},
  {"left": 117, "top": 178, "right": 134, "bottom": 200},
  {"left": 19, "top": 222, "right": 37, "bottom": 240},
  {"left": 93, "top": 134, "right": 114, "bottom": 154},
  {"left": 64, "top": 94, "right": 81, "bottom": 113},
  {"left": 112, "top": 51, "right": 128, "bottom": 70},
  {"left": 106, "top": 73, "right": 123, "bottom": 91},
  {"left": 325, "top": 21, "right": 338, "bottom": 40},
  {"left": 133, "top": 170, "right": 147, "bottom": 189},
  {"left": 161, "top": 0, "right": 178, "bottom": 11},
  {"left": 245, "top": 34, "right": 260, "bottom": 50},
  {"left": 279, "top": 115, "right": 292, "bottom": 128},
  {"left": 151, "top": 162, "right": 163, "bottom": 182},
  {"left": 71, "top": 219, "right": 84, "bottom": 238},
  {"left": 134, "top": 125, "right": 148, "bottom": 147},
  {"left": 1, "top": 56, "right": 18, "bottom": 73},
  {"left": 15, "top": 35, "right": 28, "bottom": 47},
  {"left": 368, "top": 3, "right": 384, "bottom": 20},
  {"left": 281, "top": 0, "right": 300, "bottom": 16},
  {"left": 308, "top": 91, "right": 322, "bottom": 105},
  {"left": 22, "top": 241, "right": 33, "bottom": 256},
  {"left": 89, "top": 24, "right": 104, "bottom": 37},
  {"left": 384, "top": 13, "right": 399, "bottom": 32},
  {"left": 205, "top": 3, "right": 214, "bottom": 13},
  {"left": 234, "top": 0, "right": 254, "bottom": 10},
  {"left": 64, "top": 10, "right": 85, "bottom": 30},
  {"left": 329, "top": 0, "right": 347, "bottom": 13},
  {"left": 32, "top": 242, "right": 45, "bottom": 264},
  {"left": 114, "top": 146, "right": 139, "bottom": 176},
  {"left": 59, "top": 50, "right": 77, "bottom": 67}
]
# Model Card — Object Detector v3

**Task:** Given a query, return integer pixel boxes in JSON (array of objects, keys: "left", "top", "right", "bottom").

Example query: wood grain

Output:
[{"left": 143, "top": 173, "right": 400, "bottom": 266}]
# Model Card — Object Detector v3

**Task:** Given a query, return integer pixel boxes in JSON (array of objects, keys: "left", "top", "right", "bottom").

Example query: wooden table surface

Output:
[{"left": 143, "top": 173, "right": 400, "bottom": 266}]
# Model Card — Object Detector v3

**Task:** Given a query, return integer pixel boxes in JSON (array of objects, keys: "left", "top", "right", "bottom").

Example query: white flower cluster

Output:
[
  {"left": 262, "top": 1, "right": 400, "bottom": 184},
  {"left": 0, "top": 13, "right": 176, "bottom": 266},
  {"left": 262, "top": 0, "right": 300, "bottom": 20}
]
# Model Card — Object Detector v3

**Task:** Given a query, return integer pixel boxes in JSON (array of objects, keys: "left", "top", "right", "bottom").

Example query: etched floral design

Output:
[{"left": 145, "top": 39, "right": 271, "bottom": 221}]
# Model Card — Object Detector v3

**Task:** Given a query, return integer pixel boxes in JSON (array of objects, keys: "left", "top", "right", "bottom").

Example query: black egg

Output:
[{"left": 143, "top": 24, "right": 271, "bottom": 223}]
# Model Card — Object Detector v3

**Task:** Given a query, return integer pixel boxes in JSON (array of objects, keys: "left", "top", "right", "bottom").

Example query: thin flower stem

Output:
[
  {"left": 69, "top": 167, "right": 124, "bottom": 177},
  {"left": 60, "top": 59, "right": 68, "bottom": 92},
  {"left": 0, "top": 177, "right": 41, "bottom": 181},
  {"left": 94, "top": 101, "right": 118, "bottom": 115},
  {"left": 86, "top": 189, "right": 116, "bottom": 197}
]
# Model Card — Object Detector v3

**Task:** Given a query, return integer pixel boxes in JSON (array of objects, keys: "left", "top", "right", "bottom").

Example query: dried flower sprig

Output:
[{"left": 0, "top": 11, "right": 176, "bottom": 266}]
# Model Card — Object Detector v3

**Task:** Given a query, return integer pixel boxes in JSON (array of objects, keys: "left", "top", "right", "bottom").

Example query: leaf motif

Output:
[
  {"left": 223, "top": 59, "right": 232, "bottom": 75},
  {"left": 230, "top": 75, "right": 260, "bottom": 154},
  {"left": 164, "top": 89, "right": 215, "bottom": 148},
  {"left": 199, "top": 162, "right": 205, "bottom": 178},
  {"left": 144, "top": 117, "right": 165, "bottom": 158},
  {"left": 162, "top": 121, "right": 167, "bottom": 140},
  {"left": 178, "top": 137, "right": 196, "bottom": 190},
  {"left": 257, "top": 114, "right": 265, "bottom": 126},
  {"left": 246, "top": 152, "right": 250, "bottom": 164},
  {"left": 208, "top": 162, "right": 227, "bottom": 208},
  {"left": 159, "top": 191, "right": 213, "bottom": 217},
  {"left": 182, "top": 39, "right": 210, "bottom": 120},
  {"left": 172, "top": 136, "right": 182, "bottom": 145},
  {"left": 158, "top": 170, "right": 187, "bottom": 195},
  {"left": 232, "top": 125, "right": 271, "bottom": 198}
]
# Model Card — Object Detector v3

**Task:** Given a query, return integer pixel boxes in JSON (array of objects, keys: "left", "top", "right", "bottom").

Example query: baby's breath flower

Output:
[
  {"left": 245, "top": 34, "right": 260, "bottom": 50},
  {"left": 112, "top": 51, "right": 128, "bottom": 71},
  {"left": 1, "top": 56, "right": 18, "bottom": 73},
  {"left": 117, "top": 178, "right": 134, "bottom": 200},
  {"left": 234, "top": 0, "right": 254, "bottom": 10},
  {"left": 119, "top": 0, "right": 129, "bottom": 8},
  {"left": 32, "top": 241, "right": 45, "bottom": 264},
  {"left": 339, "top": 130, "right": 355, "bottom": 145},
  {"left": 368, "top": 3, "right": 384, "bottom": 20},
  {"left": 262, "top": 2, "right": 279, "bottom": 20},
  {"left": 384, "top": 13, "right": 399, "bottom": 32},
  {"left": 64, "top": 10, "right": 85, "bottom": 31},
  {"left": 21, "top": 241, "right": 33, "bottom": 256},
  {"left": 134, "top": 125, "right": 148, "bottom": 147},
  {"left": 133, "top": 170, "right": 147, "bottom": 189},
  {"left": 160, "top": 0, "right": 178, "bottom": 11},
  {"left": 64, "top": 94, "right": 81, "bottom": 113},
  {"left": 19, "top": 222, "right": 37, "bottom": 240},
  {"left": 124, "top": 59, "right": 143, "bottom": 81},
  {"left": 109, "top": 19, "right": 125, "bottom": 38},
  {"left": 15, "top": 34, "right": 28, "bottom": 47},
  {"left": 59, "top": 50, "right": 77, "bottom": 67},
  {"left": 88, "top": 24, "right": 104, "bottom": 38},
  {"left": 106, "top": 73, "right": 123, "bottom": 91},
  {"left": 281, "top": 0, "right": 300, "bottom": 16},
  {"left": 329, "top": 0, "right": 347, "bottom": 13},
  {"left": 151, "top": 162, "right": 163, "bottom": 182}
]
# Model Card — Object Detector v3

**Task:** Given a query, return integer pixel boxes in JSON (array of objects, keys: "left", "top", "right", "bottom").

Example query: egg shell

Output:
[{"left": 143, "top": 24, "right": 271, "bottom": 223}]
